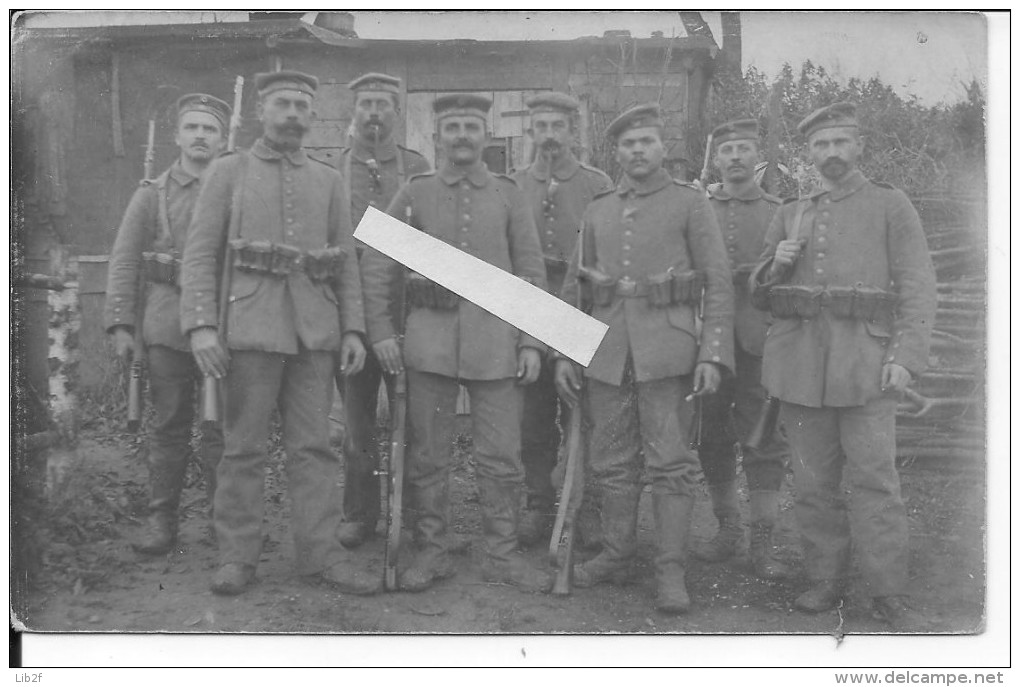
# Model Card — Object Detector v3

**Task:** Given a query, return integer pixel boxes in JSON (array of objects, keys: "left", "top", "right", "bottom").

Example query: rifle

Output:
[
  {"left": 201, "top": 76, "right": 244, "bottom": 425},
  {"left": 549, "top": 221, "right": 588, "bottom": 595},
  {"left": 696, "top": 131, "right": 714, "bottom": 189},
  {"left": 127, "top": 118, "right": 158, "bottom": 432},
  {"left": 381, "top": 204, "right": 413, "bottom": 591}
]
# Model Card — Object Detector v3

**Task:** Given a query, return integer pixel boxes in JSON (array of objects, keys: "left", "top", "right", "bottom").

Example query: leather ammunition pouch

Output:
[
  {"left": 142, "top": 251, "right": 181, "bottom": 287},
  {"left": 578, "top": 267, "right": 616, "bottom": 307},
  {"left": 670, "top": 269, "right": 705, "bottom": 307},
  {"left": 229, "top": 239, "right": 346, "bottom": 283},
  {"left": 769, "top": 284, "right": 896, "bottom": 324},
  {"left": 544, "top": 255, "right": 569, "bottom": 280},
  {"left": 733, "top": 263, "right": 756, "bottom": 287},
  {"left": 406, "top": 272, "right": 459, "bottom": 310}
]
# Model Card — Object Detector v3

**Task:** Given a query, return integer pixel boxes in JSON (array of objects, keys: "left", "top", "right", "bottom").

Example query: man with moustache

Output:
[
  {"left": 511, "top": 92, "right": 613, "bottom": 546},
  {"left": 752, "top": 103, "right": 936, "bottom": 630},
  {"left": 105, "top": 93, "right": 231, "bottom": 555},
  {"left": 180, "top": 71, "right": 374, "bottom": 596},
  {"left": 360, "top": 94, "right": 550, "bottom": 593},
  {"left": 692, "top": 119, "right": 793, "bottom": 580},
  {"left": 555, "top": 103, "right": 734, "bottom": 613},
  {"left": 333, "top": 72, "right": 430, "bottom": 549}
]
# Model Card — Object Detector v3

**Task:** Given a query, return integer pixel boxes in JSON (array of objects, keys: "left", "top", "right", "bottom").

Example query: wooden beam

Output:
[{"left": 720, "top": 12, "right": 742, "bottom": 74}]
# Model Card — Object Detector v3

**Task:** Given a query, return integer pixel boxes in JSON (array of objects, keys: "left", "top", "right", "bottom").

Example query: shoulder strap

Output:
[
  {"left": 154, "top": 169, "right": 173, "bottom": 248},
  {"left": 396, "top": 147, "right": 406, "bottom": 185}
]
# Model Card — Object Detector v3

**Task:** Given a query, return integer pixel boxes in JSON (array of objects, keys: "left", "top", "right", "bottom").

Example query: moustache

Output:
[
  {"left": 540, "top": 139, "right": 561, "bottom": 150},
  {"left": 453, "top": 139, "right": 475, "bottom": 148},
  {"left": 277, "top": 122, "right": 307, "bottom": 136}
]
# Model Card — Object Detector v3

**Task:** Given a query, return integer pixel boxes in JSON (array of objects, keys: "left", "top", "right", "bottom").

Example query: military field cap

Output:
[
  {"left": 525, "top": 91, "right": 580, "bottom": 114},
  {"left": 433, "top": 93, "right": 492, "bottom": 120},
  {"left": 711, "top": 118, "right": 759, "bottom": 147},
  {"left": 254, "top": 70, "right": 319, "bottom": 98},
  {"left": 176, "top": 93, "right": 231, "bottom": 130},
  {"left": 606, "top": 102, "right": 663, "bottom": 140},
  {"left": 349, "top": 72, "right": 401, "bottom": 95},
  {"left": 798, "top": 102, "right": 858, "bottom": 138}
]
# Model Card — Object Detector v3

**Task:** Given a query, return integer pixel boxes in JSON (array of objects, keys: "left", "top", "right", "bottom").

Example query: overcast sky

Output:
[{"left": 19, "top": 10, "right": 988, "bottom": 105}]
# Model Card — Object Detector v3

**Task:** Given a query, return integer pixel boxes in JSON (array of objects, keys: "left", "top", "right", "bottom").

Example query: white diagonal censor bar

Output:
[{"left": 354, "top": 206, "right": 608, "bottom": 367}]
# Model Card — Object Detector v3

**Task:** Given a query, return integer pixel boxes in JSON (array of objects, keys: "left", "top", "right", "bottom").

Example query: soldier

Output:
[
  {"left": 692, "top": 118, "right": 793, "bottom": 579},
  {"left": 333, "top": 72, "right": 430, "bottom": 549},
  {"left": 180, "top": 71, "right": 375, "bottom": 596},
  {"left": 104, "top": 93, "right": 230, "bottom": 555},
  {"left": 511, "top": 92, "right": 613, "bottom": 547},
  {"left": 361, "top": 93, "right": 551, "bottom": 593},
  {"left": 555, "top": 103, "right": 735, "bottom": 613},
  {"left": 752, "top": 102, "right": 936, "bottom": 630}
]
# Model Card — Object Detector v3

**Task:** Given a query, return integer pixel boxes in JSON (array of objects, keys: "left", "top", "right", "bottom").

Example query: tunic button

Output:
[
  {"left": 196, "top": 292, "right": 203, "bottom": 297},
  {"left": 287, "top": 217, "right": 294, "bottom": 224},
  {"left": 460, "top": 242, "right": 468, "bottom": 248},
  {"left": 284, "top": 176, "right": 293, "bottom": 183},
  {"left": 712, "top": 355, "right": 720, "bottom": 362},
  {"left": 287, "top": 203, "right": 294, "bottom": 210},
  {"left": 712, "top": 340, "right": 720, "bottom": 346},
  {"left": 463, "top": 214, "right": 470, "bottom": 220},
  {"left": 623, "top": 244, "right": 630, "bottom": 250},
  {"left": 624, "top": 230, "right": 633, "bottom": 236},
  {"left": 286, "top": 189, "right": 293, "bottom": 195},
  {"left": 546, "top": 230, "right": 554, "bottom": 236},
  {"left": 462, "top": 227, "right": 469, "bottom": 232},
  {"left": 817, "top": 224, "right": 827, "bottom": 231},
  {"left": 113, "top": 307, "right": 120, "bottom": 313},
  {"left": 728, "top": 224, "right": 736, "bottom": 229},
  {"left": 464, "top": 197, "right": 470, "bottom": 203},
  {"left": 197, "top": 318, "right": 205, "bottom": 325},
  {"left": 818, "top": 236, "right": 827, "bottom": 243},
  {"left": 622, "top": 259, "right": 631, "bottom": 266},
  {"left": 195, "top": 306, "right": 203, "bottom": 312},
  {"left": 728, "top": 246, "right": 736, "bottom": 252},
  {"left": 714, "top": 328, "right": 722, "bottom": 334},
  {"left": 817, "top": 252, "right": 825, "bottom": 259},
  {"left": 815, "top": 268, "right": 824, "bottom": 274}
]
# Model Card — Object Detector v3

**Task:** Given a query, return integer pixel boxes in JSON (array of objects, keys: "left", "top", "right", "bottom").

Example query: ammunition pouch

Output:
[
  {"left": 141, "top": 251, "right": 181, "bottom": 287},
  {"left": 228, "top": 239, "right": 346, "bottom": 283},
  {"left": 579, "top": 267, "right": 616, "bottom": 307},
  {"left": 406, "top": 272, "right": 459, "bottom": 310},
  {"left": 670, "top": 269, "right": 705, "bottom": 307},
  {"left": 544, "top": 255, "right": 569, "bottom": 280},
  {"left": 733, "top": 263, "right": 756, "bottom": 287},
  {"left": 769, "top": 284, "right": 896, "bottom": 324}
]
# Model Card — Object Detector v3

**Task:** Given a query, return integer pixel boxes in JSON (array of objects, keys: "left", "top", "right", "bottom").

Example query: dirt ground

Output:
[{"left": 17, "top": 421, "right": 985, "bottom": 636}]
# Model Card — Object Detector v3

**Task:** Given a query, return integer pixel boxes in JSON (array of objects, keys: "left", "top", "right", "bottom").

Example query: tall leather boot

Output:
[
  {"left": 399, "top": 476, "right": 455, "bottom": 592},
  {"left": 653, "top": 492, "right": 695, "bottom": 614},
  {"left": 478, "top": 480, "right": 552, "bottom": 593},
  {"left": 573, "top": 487, "right": 640, "bottom": 588},
  {"left": 691, "top": 480, "right": 743, "bottom": 562},
  {"left": 134, "top": 453, "right": 188, "bottom": 555},
  {"left": 748, "top": 490, "right": 793, "bottom": 580}
]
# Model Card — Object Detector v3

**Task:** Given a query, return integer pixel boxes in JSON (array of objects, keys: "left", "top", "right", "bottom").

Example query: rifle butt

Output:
[
  {"left": 744, "top": 396, "right": 780, "bottom": 452},
  {"left": 550, "top": 527, "right": 574, "bottom": 596}
]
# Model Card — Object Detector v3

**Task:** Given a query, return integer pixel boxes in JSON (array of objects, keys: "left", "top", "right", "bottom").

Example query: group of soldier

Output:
[{"left": 103, "top": 66, "right": 937, "bottom": 631}]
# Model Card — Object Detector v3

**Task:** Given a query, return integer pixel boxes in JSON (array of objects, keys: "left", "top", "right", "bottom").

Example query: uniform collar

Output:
[
  {"left": 439, "top": 161, "right": 490, "bottom": 188},
  {"left": 617, "top": 167, "right": 672, "bottom": 197},
  {"left": 350, "top": 133, "right": 398, "bottom": 163},
  {"left": 811, "top": 169, "right": 868, "bottom": 201},
  {"left": 251, "top": 137, "right": 308, "bottom": 166},
  {"left": 529, "top": 152, "right": 580, "bottom": 182},
  {"left": 168, "top": 158, "right": 200, "bottom": 187},
  {"left": 707, "top": 181, "right": 764, "bottom": 202}
]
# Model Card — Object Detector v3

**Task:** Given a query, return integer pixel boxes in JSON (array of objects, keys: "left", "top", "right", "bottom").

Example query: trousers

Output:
[
  {"left": 586, "top": 362, "right": 701, "bottom": 498},
  {"left": 699, "top": 346, "right": 787, "bottom": 490},
  {"left": 147, "top": 345, "right": 222, "bottom": 510},
  {"left": 215, "top": 348, "right": 348, "bottom": 575},
  {"left": 781, "top": 396, "right": 908, "bottom": 596}
]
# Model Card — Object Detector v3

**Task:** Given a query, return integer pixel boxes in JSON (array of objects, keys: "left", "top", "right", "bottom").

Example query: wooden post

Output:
[{"left": 111, "top": 52, "right": 125, "bottom": 157}]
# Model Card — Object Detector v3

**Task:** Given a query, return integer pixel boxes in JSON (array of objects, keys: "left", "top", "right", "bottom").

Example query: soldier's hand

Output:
[
  {"left": 190, "top": 327, "right": 229, "bottom": 380},
  {"left": 881, "top": 363, "right": 912, "bottom": 393},
  {"left": 516, "top": 346, "right": 542, "bottom": 385},
  {"left": 339, "top": 333, "right": 367, "bottom": 377},
  {"left": 554, "top": 358, "right": 583, "bottom": 406},
  {"left": 772, "top": 239, "right": 806, "bottom": 270},
  {"left": 692, "top": 362, "right": 722, "bottom": 396},
  {"left": 373, "top": 337, "right": 404, "bottom": 375},
  {"left": 110, "top": 327, "right": 134, "bottom": 360}
]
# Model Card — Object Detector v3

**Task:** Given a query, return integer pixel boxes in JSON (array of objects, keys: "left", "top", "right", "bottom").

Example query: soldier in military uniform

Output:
[
  {"left": 752, "top": 103, "right": 936, "bottom": 630},
  {"left": 511, "top": 92, "right": 613, "bottom": 547},
  {"left": 333, "top": 72, "right": 431, "bottom": 549},
  {"left": 180, "top": 71, "right": 375, "bottom": 596},
  {"left": 104, "top": 93, "right": 231, "bottom": 555},
  {"left": 555, "top": 103, "right": 735, "bottom": 613},
  {"left": 361, "top": 93, "right": 551, "bottom": 593},
  {"left": 693, "top": 118, "right": 793, "bottom": 580}
]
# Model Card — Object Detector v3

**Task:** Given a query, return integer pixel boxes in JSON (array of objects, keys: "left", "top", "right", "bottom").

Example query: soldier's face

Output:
[
  {"left": 438, "top": 115, "right": 486, "bottom": 166},
  {"left": 175, "top": 111, "right": 225, "bottom": 163},
  {"left": 259, "top": 89, "right": 313, "bottom": 146},
  {"left": 615, "top": 126, "right": 665, "bottom": 180},
  {"left": 529, "top": 111, "right": 572, "bottom": 158},
  {"left": 354, "top": 91, "right": 398, "bottom": 141},
  {"left": 714, "top": 139, "right": 759, "bottom": 184},
  {"left": 808, "top": 126, "right": 862, "bottom": 181}
]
